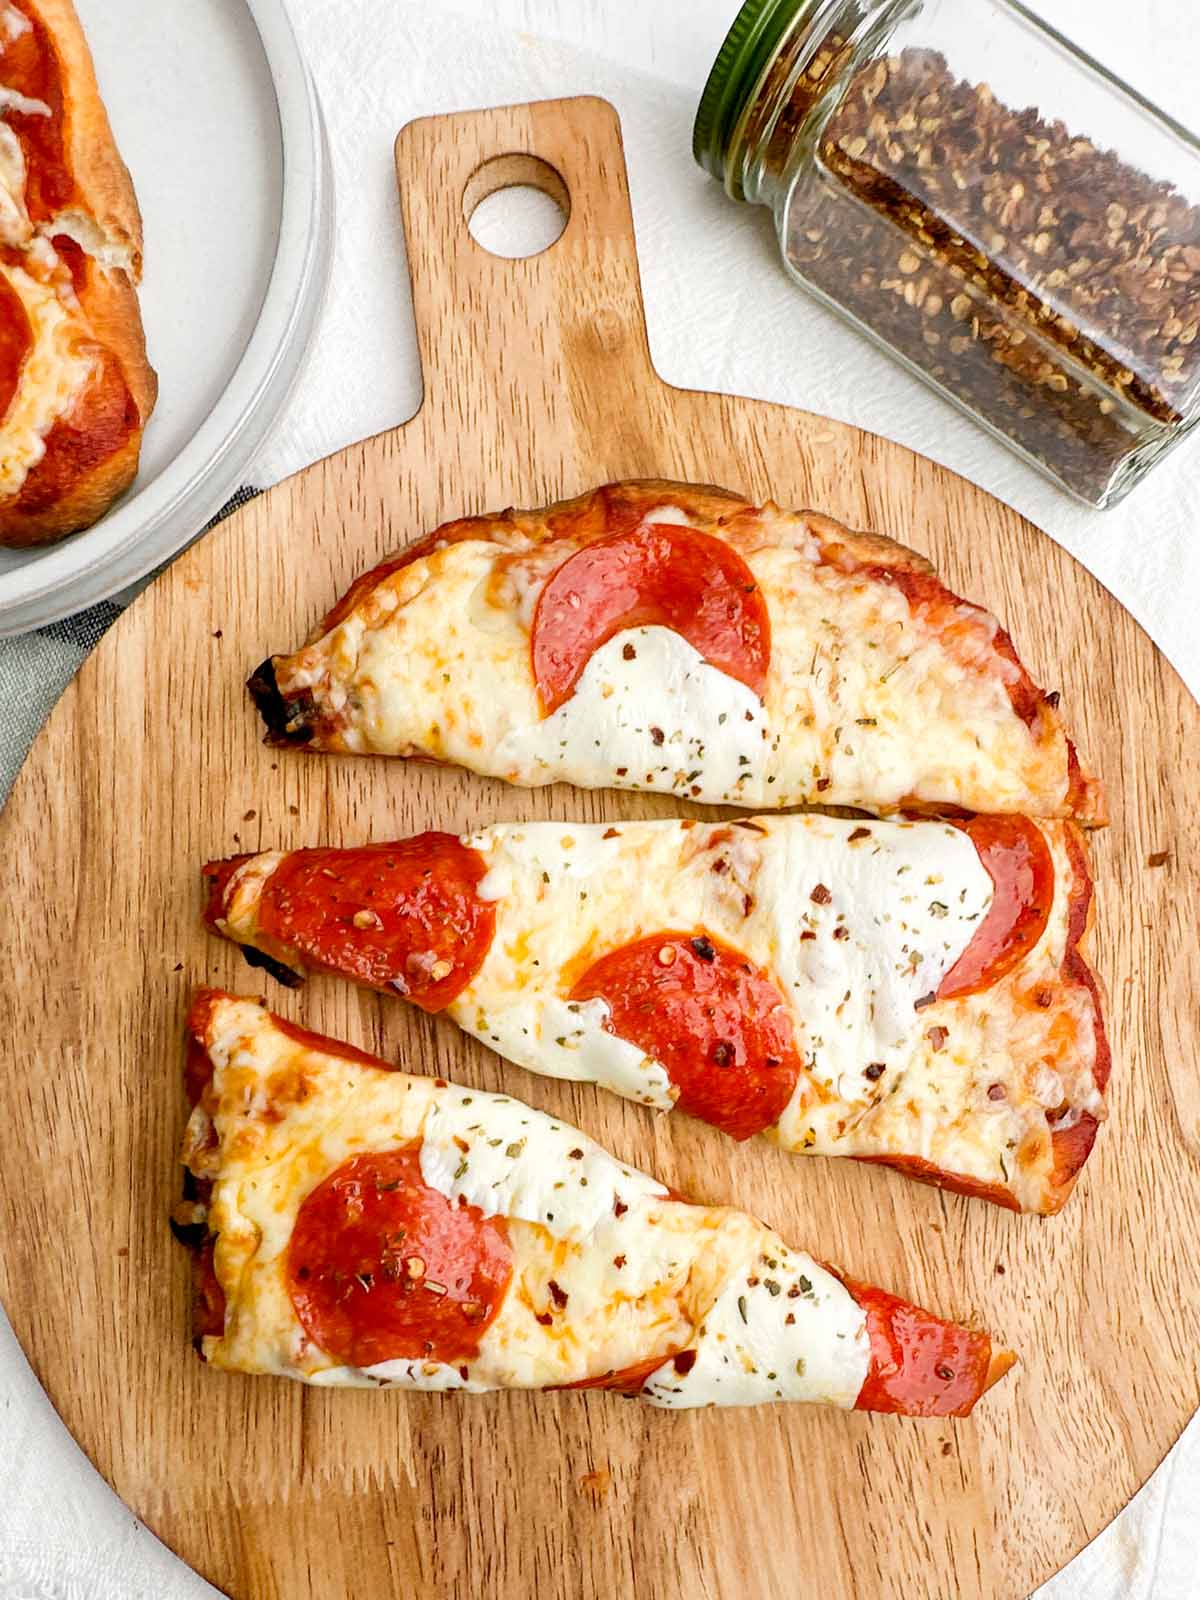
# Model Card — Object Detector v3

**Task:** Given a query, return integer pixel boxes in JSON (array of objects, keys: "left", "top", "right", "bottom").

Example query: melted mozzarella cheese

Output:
[
  {"left": 419, "top": 1084, "right": 666, "bottom": 1234},
  {"left": 48, "top": 207, "right": 138, "bottom": 275},
  {"left": 453, "top": 815, "right": 991, "bottom": 1127},
  {"left": 643, "top": 1238, "right": 869, "bottom": 1409},
  {"left": 0, "top": 86, "right": 49, "bottom": 118},
  {"left": 491, "top": 625, "right": 768, "bottom": 801},
  {"left": 0, "top": 258, "right": 96, "bottom": 493}
]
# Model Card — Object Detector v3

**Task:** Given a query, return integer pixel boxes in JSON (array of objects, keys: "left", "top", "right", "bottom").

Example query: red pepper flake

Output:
[
  {"left": 864, "top": 1062, "right": 886, "bottom": 1081},
  {"left": 848, "top": 827, "right": 871, "bottom": 842},
  {"left": 816, "top": 778, "right": 832, "bottom": 792},
  {"left": 535, "top": 1311, "right": 553, "bottom": 1326},
  {"left": 1147, "top": 850, "right": 1169, "bottom": 868},
  {"left": 832, "top": 925, "right": 849, "bottom": 941},
  {"left": 927, "top": 1025, "right": 949, "bottom": 1051},
  {"left": 673, "top": 1350, "right": 697, "bottom": 1375},
  {"left": 650, "top": 727, "right": 665, "bottom": 746},
  {"left": 613, "top": 1197, "right": 628, "bottom": 1217},
  {"left": 568, "top": 1147, "right": 585, "bottom": 1160},
  {"left": 613, "top": 1254, "right": 626, "bottom": 1269},
  {"left": 548, "top": 1279, "right": 568, "bottom": 1310},
  {"left": 800, "top": 930, "right": 817, "bottom": 942},
  {"left": 622, "top": 642, "right": 637, "bottom": 661},
  {"left": 603, "top": 827, "right": 621, "bottom": 840},
  {"left": 987, "top": 1083, "right": 1007, "bottom": 1101},
  {"left": 810, "top": 884, "right": 832, "bottom": 905}
]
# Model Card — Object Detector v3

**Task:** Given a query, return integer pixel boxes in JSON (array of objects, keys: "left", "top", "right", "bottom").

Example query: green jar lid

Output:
[{"left": 693, "top": 0, "right": 806, "bottom": 194}]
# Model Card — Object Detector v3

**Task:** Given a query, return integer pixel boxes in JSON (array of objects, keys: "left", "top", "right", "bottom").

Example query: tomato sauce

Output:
[
  {"left": 571, "top": 931, "right": 800, "bottom": 1140},
  {"left": 13, "top": 347, "right": 138, "bottom": 513},
  {"left": 938, "top": 815, "right": 1054, "bottom": 1000},
  {"left": 845, "top": 1277, "right": 1000, "bottom": 1415},
  {"left": 232, "top": 835, "right": 496, "bottom": 1011},
  {"left": 0, "top": 266, "right": 30, "bottom": 422},
  {"left": 287, "top": 1148, "right": 511, "bottom": 1369},
  {"left": 531, "top": 524, "right": 770, "bottom": 714},
  {"left": 1, "top": 3, "right": 76, "bottom": 221}
]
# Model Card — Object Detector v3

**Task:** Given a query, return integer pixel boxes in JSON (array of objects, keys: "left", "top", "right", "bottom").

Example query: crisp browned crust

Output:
[
  {"left": 26, "top": 0, "right": 145, "bottom": 272},
  {"left": 0, "top": 0, "right": 156, "bottom": 548}
]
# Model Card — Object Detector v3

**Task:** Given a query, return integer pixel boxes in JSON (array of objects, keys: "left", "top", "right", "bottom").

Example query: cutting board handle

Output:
[{"left": 394, "top": 97, "right": 658, "bottom": 466}]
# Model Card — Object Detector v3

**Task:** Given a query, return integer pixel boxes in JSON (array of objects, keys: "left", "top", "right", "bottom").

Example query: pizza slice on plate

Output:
[
  {"left": 177, "top": 991, "right": 1015, "bottom": 1413},
  {"left": 203, "top": 812, "right": 1109, "bottom": 1214},
  {"left": 247, "top": 480, "right": 1102, "bottom": 822},
  {"left": 1, "top": 0, "right": 156, "bottom": 546}
]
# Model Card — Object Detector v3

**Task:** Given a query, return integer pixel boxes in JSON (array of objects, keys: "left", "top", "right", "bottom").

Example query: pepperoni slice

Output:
[
  {"left": 937, "top": 816, "right": 1054, "bottom": 1000},
  {"left": 571, "top": 931, "right": 800, "bottom": 1141},
  {"left": 2, "top": 5, "right": 75, "bottom": 220},
  {"left": 287, "top": 1148, "right": 511, "bottom": 1369},
  {"left": 14, "top": 348, "right": 138, "bottom": 514},
  {"left": 531, "top": 524, "right": 771, "bottom": 715},
  {"left": 844, "top": 1278, "right": 1006, "bottom": 1416},
  {"left": 0, "top": 269, "right": 31, "bottom": 423},
  {"left": 225, "top": 835, "right": 496, "bottom": 1010}
]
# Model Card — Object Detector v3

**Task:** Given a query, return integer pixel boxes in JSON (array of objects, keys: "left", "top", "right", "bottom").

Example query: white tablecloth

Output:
[{"left": 1, "top": 2, "right": 1197, "bottom": 1595}]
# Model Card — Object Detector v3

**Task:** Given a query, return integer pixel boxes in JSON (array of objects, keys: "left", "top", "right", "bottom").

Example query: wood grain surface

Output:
[{"left": 1, "top": 97, "right": 1197, "bottom": 1600}]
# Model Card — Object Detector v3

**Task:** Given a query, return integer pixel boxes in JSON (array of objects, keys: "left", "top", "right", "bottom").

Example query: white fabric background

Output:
[{"left": 0, "top": 2, "right": 1197, "bottom": 1596}]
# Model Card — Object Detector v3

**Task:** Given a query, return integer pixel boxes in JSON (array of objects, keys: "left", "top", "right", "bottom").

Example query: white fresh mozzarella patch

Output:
[
  {"left": 491, "top": 625, "right": 768, "bottom": 802},
  {"left": 0, "top": 258, "right": 96, "bottom": 494},
  {"left": 760, "top": 816, "right": 991, "bottom": 1101},
  {"left": 457, "top": 992, "right": 676, "bottom": 1110},
  {"left": 419, "top": 1083, "right": 667, "bottom": 1236},
  {"left": 643, "top": 1245, "right": 869, "bottom": 1410}
]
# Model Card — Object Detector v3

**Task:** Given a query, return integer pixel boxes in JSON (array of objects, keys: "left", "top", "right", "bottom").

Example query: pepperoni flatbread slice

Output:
[
  {"left": 0, "top": 0, "right": 156, "bottom": 546},
  {"left": 203, "top": 811, "right": 1108, "bottom": 1214},
  {"left": 247, "top": 479, "right": 1102, "bottom": 823},
  {"left": 179, "top": 991, "right": 1015, "bottom": 1414}
]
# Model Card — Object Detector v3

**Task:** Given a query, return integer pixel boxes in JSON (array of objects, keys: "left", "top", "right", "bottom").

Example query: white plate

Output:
[{"left": 0, "top": 0, "right": 332, "bottom": 635}]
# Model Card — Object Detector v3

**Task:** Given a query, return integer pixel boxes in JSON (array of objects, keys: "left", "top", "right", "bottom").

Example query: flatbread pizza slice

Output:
[
  {"left": 248, "top": 480, "right": 1102, "bottom": 822},
  {"left": 178, "top": 991, "right": 1015, "bottom": 1414},
  {"left": 203, "top": 812, "right": 1109, "bottom": 1215},
  {"left": 1, "top": 0, "right": 156, "bottom": 546}
]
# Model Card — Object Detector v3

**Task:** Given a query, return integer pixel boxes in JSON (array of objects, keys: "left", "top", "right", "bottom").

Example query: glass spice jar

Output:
[{"left": 694, "top": 0, "right": 1200, "bottom": 505}]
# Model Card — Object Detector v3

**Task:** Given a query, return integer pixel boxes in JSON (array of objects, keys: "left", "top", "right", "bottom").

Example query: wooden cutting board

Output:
[{"left": 2, "top": 96, "right": 1198, "bottom": 1600}]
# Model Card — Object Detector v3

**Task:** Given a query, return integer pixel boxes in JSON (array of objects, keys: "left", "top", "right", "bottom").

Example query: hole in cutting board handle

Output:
[{"left": 463, "top": 154, "right": 570, "bottom": 259}]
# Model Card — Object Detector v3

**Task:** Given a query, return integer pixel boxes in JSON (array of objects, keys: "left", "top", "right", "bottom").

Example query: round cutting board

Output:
[{"left": 1, "top": 97, "right": 1197, "bottom": 1600}]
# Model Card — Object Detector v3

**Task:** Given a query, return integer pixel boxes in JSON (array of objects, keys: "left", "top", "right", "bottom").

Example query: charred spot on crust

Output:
[
  {"left": 239, "top": 944, "right": 305, "bottom": 989},
  {"left": 169, "top": 1171, "right": 211, "bottom": 1254},
  {"left": 246, "top": 657, "right": 316, "bottom": 746}
]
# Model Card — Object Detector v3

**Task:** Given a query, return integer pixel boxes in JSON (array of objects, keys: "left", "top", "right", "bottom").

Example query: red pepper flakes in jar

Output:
[{"left": 694, "top": 0, "right": 1200, "bottom": 505}]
